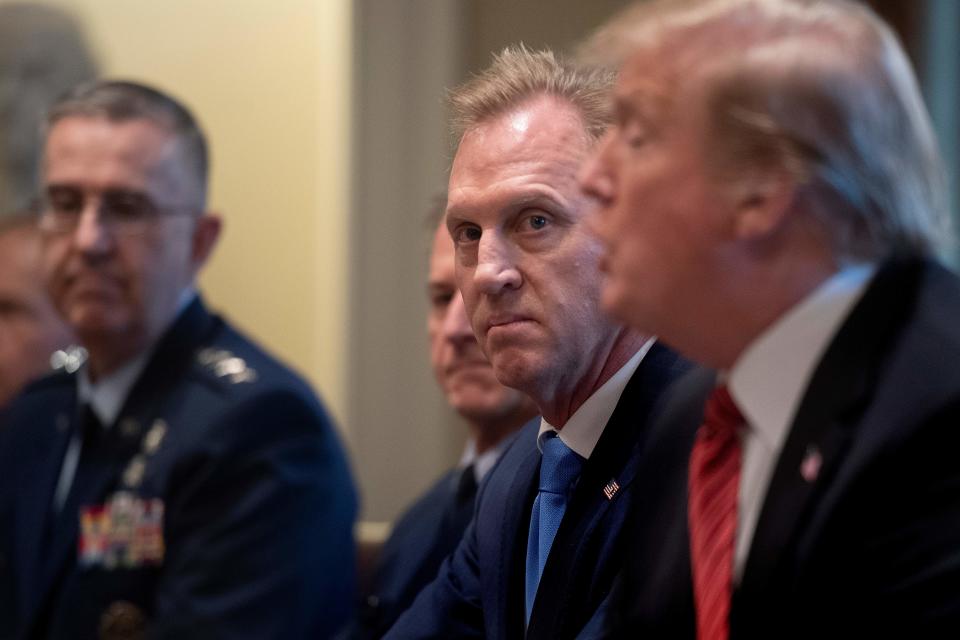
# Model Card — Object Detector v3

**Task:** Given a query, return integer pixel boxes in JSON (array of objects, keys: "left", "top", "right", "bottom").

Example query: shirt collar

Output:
[
  {"left": 537, "top": 337, "right": 656, "bottom": 460},
  {"left": 77, "top": 287, "right": 198, "bottom": 426},
  {"left": 459, "top": 435, "right": 514, "bottom": 483},
  {"left": 729, "top": 264, "right": 876, "bottom": 451}
]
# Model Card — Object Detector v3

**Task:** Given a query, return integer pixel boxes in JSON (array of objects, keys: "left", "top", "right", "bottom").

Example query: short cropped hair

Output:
[
  {"left": 584, "top": 0, "right": 950, "bottom": 259},
  {"left": 46, "top": 80, "right": 209, "bottom": 210},
  {"left": 448, "top": 45, "right": 616, "bottom": 145}
]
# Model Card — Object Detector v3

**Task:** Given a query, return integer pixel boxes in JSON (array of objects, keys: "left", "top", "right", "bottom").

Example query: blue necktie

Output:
[{"left": 525, "top": 432, "right": 584, "bottom": 623}]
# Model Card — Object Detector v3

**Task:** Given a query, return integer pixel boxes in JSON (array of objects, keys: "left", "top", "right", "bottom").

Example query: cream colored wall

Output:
[{"left": 9, "top": 0, "right": 353, "bottom": 427}]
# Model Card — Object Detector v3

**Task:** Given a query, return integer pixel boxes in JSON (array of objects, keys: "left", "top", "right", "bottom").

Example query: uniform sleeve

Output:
[{"left": 152, "top": 388, "right": 358, "bottom": 639}]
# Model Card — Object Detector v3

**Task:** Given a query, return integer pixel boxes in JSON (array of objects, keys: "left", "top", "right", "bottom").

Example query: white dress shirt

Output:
[
  {"left": 458, "top": 435, "right": 514, "bottom": 485},
  {"left": 727, "top": 264, "right": 875, "bottom": 581},
  {"left": 537, "top": 337, "right": 656, "bottom": 457}
]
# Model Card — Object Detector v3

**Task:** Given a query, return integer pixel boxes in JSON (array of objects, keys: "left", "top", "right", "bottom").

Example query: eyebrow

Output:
[{"left": 446, "top": 190, "right": 569, "bottom": 226}]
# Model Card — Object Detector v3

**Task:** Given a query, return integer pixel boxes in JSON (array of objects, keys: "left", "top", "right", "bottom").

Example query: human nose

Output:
[
  {"left": 579, "top": 130, "right": 616, "bottom": 205},
  {"left": 442, "top": 291, "right": 478, "bottom": 347},
  {"left": 73, "top": 201, "right": 114, "bottom": 256},
  {"left": 473, "top": 232, "right": 521, "bottom": 295}
]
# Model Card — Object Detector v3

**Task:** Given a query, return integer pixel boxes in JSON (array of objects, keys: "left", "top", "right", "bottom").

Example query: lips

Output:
[
  {"left": 486, "top": 314, "right": 534, "bottom": 331},
  {"left": 445, "top": 358, "right": 492, "bottom": 376},
  {"left": 60, "top": 269, "right": 124, "bottom": 301}
]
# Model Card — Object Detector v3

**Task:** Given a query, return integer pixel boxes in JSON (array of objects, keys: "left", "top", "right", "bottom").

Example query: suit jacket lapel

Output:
[
  {"left": 491, "top": 443, "right": 539, "bottom": 640},
  {"left": 528, "top": 343, "right": 690, "bottom": 638},
  {"left": 735, "top": 258, "right": 924, "bottom": 621}
]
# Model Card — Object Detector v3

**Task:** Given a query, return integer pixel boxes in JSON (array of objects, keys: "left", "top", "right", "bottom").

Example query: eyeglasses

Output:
[{"left": 37, "top": 187, "right": 196, "bottom": 236}]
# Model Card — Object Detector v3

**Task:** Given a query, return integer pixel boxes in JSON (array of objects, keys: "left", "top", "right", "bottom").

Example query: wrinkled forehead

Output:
[{"left": 447, "top": 100, "right": 592, "bottom": 222}]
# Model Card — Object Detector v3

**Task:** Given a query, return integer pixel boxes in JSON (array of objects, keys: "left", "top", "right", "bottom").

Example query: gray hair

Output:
[
  {"left": 448, "top": 44, "right": 616, "bottom": 145},
  {"left": 0, "top": 3, "right": 98, "bottom": 217},
  {"left": 46, "top": 80, "right": 210, "bottom": 210},
  {"left": 585, "top": 0, "right": 950, "bottom": 259}
]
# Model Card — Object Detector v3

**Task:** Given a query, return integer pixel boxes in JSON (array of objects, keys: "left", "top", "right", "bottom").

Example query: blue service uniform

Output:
[{"left": 0, "top": 298, "right": 357, "bottom": 640}]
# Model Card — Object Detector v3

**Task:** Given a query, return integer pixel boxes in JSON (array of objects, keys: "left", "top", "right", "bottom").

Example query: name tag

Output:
[{"left": 79, "top": 492, "right": 165, "bottom": 569}]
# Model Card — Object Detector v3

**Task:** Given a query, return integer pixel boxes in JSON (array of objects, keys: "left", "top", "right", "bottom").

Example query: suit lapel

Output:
[
  {"left": 528, "top": 343, "right": 690, "bottom": 638},
  {"left": 735, "top": 258, "right": 924, "bottom": 619},
  {"left": 492, "top": 442, "right": 539, "bottom": 640}
]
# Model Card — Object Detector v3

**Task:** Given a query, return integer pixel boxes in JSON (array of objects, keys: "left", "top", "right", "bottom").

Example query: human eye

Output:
[
  {"left": 623, "top": 122, "right": 649, "bottom": 149},
  {"left": 45, "top": 187, "right": 83, "bottom": 216},
  {"left": 516, "top": 211, "right": 551, "bottom": 234},
  {"left": 452, "top": 224, "right": 482, "bottom": 245},
  {"left": 101, "top": 191, "right": 156, "bottom": 225},
  {"left": 429, "top": 289, "right": 455, "bottom": 309}
]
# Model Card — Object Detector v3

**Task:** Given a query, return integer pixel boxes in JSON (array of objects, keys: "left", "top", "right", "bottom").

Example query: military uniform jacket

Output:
[{"left": 0, "top": 298, "right": 358, "bottom": 640}]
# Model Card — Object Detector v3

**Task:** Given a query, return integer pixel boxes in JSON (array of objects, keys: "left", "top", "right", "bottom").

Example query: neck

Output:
[
  {"left": 83, "top": 337, "right": 147, "bottom": 382},
  {"left": 700, "top": 246, "right": 839, "bottom": 370},
  {"left": 538, "top": 329, "right": 649, "bottom": 428}
]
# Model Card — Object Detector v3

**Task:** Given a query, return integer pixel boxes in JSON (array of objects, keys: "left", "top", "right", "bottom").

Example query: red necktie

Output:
[{"left": 688, "top": 385, "right": 744, "bottom": 640}]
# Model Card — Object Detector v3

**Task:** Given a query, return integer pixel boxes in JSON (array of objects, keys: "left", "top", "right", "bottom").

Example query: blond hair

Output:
[
  {"left": 585, "top": 0, "right": 950, "bottom": 259},
  {"left": 448, "top": 44, "right": 616, "bottom": 144}
]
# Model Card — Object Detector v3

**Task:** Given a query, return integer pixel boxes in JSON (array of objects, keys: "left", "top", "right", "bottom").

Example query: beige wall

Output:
[{"left": 9, "top": 0, "right": 354, "bottom": 428}]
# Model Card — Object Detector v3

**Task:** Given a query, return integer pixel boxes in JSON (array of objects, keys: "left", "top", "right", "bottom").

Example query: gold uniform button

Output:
[{"left": 98, "top": 601, "right": 146, "bottom": 640}]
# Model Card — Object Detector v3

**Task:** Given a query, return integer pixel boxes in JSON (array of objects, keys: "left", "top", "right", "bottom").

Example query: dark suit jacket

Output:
[
  {"left": 0, "top": 298, "right": 358, "bottom": 640},
  {"left": 385, "top": 343, "right": 690, "bottom": 639},
  {"left": 618, "top": 257, "right": 960, "bottom": 639},
  {"left": 351, "top": 461, "right": 487, "bottom": 640}
]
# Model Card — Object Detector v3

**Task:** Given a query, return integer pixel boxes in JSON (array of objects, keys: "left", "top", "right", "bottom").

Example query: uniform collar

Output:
[{"left": 76, "top": 287, "right": 198, "bottom": 426}]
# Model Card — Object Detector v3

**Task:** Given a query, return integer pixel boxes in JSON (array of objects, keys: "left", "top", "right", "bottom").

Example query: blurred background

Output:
[{"left": 1, "top": 0, "right": 956, "bottom": 523}]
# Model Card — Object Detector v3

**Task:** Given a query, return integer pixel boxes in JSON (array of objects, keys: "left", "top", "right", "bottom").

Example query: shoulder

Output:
[
  {"left": 1, "top": 367, "right": 74, "bottom": 435},
  {"left": 392, "top": 469, "right": 459, "bottom": 529},
  {"left": 154, "top": 315, "right": 343, "bottom": 463},
  {"left": 185, "top": 317, "right": 331, "bottom": 421}
]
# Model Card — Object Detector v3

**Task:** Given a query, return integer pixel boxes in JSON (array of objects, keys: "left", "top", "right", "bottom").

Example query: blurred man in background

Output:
[
  {"left": 579, "top": 0, "right": 960, "bottom": 636},
  {"left": 0, "top": 80, "right": 356, "bottom": 639},
  {"left": 0, "top": 215, "right": 73, "bottom": 411},
  {"left": 355, "top": 202, "right": 537, "bottom": 638}
]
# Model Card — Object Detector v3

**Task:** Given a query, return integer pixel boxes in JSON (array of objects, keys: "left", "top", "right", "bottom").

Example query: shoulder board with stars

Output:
[{"left": 196, "top": 348, "right": 258, "bottom": 384}]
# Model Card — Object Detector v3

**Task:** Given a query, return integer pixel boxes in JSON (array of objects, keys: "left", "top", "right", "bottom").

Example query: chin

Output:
[{"left": 489, "top": 353, "right": 542, "bottom": 396}]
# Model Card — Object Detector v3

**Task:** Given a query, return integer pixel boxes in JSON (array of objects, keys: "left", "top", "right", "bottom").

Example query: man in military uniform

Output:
[{"left": 0, "top": 80, "right": 357, "bottom": 639}]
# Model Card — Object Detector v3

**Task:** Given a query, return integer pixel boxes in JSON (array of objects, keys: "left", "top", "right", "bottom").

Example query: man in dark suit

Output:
[
  {"left": 579, "top": 0, "right": 960, "bottom": 636},
  {"left": 0, "top": 80, "right": 357, "bottom": 639},
  {"left": 386, "top": 46, "right": 689, "bottom": 640},
  {"left": 353, "top": 211, "right": 537, "bottom": 638}
]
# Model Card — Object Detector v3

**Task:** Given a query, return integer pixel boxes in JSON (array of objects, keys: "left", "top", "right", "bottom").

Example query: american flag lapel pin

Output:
[
  {"left": 800, "top": 445, "right": 822, "bottom": 483},
  {"left": 603, "top": 479, "right": 620, "bottom": 500}
]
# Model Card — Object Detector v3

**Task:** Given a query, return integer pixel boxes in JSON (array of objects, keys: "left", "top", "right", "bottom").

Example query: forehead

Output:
[
  {"left": 43, "top": 115, "right": 177, "bottom": 189},
  {"left": 615, "top": 42, "right": 681, "bottom": 116},
  {"left": 447, "top": 96, "right": 591, "bottom": 222}
]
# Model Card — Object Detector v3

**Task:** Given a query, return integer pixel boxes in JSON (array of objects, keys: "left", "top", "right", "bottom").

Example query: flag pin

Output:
[
  {"left": 800, "top": 445, "right": 822, "bottom": 483},
  {"left": 603, "top": 479, "right": 620, "bottom": 500}
]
